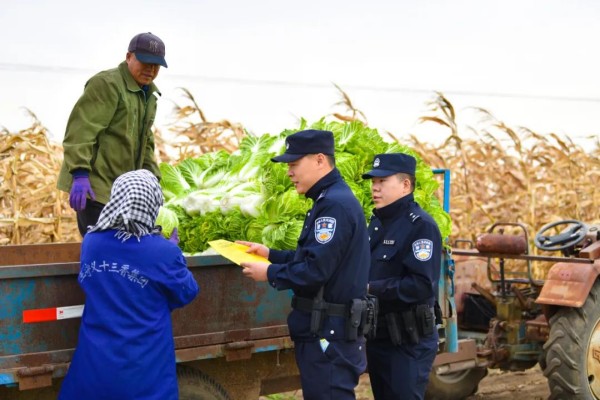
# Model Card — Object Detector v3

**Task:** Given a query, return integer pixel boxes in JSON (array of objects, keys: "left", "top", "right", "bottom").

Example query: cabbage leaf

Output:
[{"left": 158, "top": 119, "right": 452, "bottom": 253}]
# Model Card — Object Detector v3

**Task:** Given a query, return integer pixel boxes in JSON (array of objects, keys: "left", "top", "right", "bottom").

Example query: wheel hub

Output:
[{"left": 587, "top": 317, "right": 600, "bottom": 398}]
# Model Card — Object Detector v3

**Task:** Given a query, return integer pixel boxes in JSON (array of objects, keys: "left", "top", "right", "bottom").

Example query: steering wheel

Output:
[{"left": 534, "top": 220, "right": 588, "bottom": 251}]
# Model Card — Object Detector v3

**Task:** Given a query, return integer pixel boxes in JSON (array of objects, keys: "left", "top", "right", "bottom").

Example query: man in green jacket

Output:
[{"left": 57, "top": 32, "right": 166, "bottom": 237}]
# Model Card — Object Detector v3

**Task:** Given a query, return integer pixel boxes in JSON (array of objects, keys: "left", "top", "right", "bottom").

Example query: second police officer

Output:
[
  {"left": 362, "top": 153, "right": 441, "bottom": 400},
  {"left": 240, "top": 129, "right": 371, "bottom": 400}
]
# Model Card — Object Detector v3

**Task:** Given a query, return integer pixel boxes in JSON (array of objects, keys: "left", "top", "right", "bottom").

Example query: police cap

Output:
[
  {"left": 362, "top": 153, "right": 416, "bottom": 178},
  {"left": 271, "top": 129, "right": 335, "bottom": 163}
]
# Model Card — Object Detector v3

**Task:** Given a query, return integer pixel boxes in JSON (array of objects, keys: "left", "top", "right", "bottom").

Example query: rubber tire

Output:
[
  {"left": 178, "top": 365, "right": 232, "bottom": 400},
  {"left": 543, "top": 279, "right": 600, "bottom": 399},
  {"left": 424, "top": 367, "right": 488, "bottom": 400}
]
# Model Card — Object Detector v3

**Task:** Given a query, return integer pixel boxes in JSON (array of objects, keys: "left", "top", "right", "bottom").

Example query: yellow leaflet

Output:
[{"left": 208, "top": 239, "right": 269, "bottom": 267}]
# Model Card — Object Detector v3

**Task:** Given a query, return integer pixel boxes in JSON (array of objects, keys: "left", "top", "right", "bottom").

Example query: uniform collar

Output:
[
  {"left": 373, "top": 193, "right": 414, "bottom": 220},
  {"left": 305, "top": 168, "right": 341, "bottom": 201}
]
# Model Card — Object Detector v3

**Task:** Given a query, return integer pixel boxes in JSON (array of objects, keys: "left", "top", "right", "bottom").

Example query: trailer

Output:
[{"left": 0, "top": 243, "right": 301, "bottom": 400}]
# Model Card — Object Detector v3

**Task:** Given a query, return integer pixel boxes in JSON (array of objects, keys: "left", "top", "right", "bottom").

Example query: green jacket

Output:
[{"left": 57, "top": 61, "right": 162, "bottom": 204}]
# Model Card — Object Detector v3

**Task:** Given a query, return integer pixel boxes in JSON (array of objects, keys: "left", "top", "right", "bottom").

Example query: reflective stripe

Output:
[{"left": 23, "top": 305, "right": 84, "bottom": 323}]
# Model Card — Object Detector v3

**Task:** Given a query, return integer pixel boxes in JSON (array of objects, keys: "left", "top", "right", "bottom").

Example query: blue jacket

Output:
[
  {"left": 367, "top": 193, "right": 441, "bottom": 315},
  {"left": 267, "top": 169, "right": 370, "bottom": 342},
  {"left": 59, "top": 230, "right": 199, "bottom": 400}
]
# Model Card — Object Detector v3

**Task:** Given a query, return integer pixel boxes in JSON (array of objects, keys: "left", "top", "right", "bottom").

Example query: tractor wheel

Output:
[
  {"left": 425, "top": 367, "right": 487, "bottom": 400},
  {"left": 178, "top": 365, "right": 232, "bottom": 400},
  {"left": 543, "top": 279, "right": 600, "bottom": 399}
]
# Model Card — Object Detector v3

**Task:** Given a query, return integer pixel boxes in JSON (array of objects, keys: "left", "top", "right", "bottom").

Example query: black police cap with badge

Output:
[
  {"left": 271, "top": 129, "right": 335, "bottom": 163},
  {"left": 362, "top": 153, "right": 416, "bottom": 178}
]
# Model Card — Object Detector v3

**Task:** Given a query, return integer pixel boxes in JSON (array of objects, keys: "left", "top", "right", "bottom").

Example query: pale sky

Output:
[{"left": 1, "top": 0, "right": 599, "bottom": 146}]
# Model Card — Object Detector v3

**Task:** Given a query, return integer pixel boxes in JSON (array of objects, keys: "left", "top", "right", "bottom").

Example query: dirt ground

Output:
[
  {"left": 262, "top": 365, "right": 549, "bottom": 399},
  {"left": 465, "top": 366, "right": 549, "bottom": 400}
]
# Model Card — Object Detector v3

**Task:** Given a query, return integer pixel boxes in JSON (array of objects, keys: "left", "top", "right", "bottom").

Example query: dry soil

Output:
[{"left": 261, "top": 365, "right": 549, "bottom": 399}]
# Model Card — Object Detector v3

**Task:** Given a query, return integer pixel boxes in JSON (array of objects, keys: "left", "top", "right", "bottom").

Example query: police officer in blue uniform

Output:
[
  {"left": 240, "top": 129, "right": 371, "bottom": 400},
  {"left": 362, "top": 153, "right": 441, "bottom": 400}
]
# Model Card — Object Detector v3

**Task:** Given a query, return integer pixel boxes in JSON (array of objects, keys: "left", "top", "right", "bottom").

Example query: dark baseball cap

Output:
[
  {"left": 128, "top": 32, "right": 168, "bottom": 68},
  {"left": 362, "top": 153, "right": 416, "bottom": 178},
  {"left": 272, "top": 129, "right": 335, "bottom": 163}
]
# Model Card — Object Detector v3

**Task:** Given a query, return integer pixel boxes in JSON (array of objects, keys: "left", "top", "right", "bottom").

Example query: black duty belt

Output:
[{"left": 291, "top": 295, "right": 348, "bottom": 317}]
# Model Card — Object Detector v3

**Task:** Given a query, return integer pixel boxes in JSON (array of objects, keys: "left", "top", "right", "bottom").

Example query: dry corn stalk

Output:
[
  {"left": 404, "top": 93, "right": 600, "bottom": 278},
  {"left": 0, "top": 115, "right": 79, "bottom": 244},
  {"left": 3, "top": 89, "right": 600, "bottom": 267},
  {"left": 331, "top": 83, "right": 368, "bottom": 124},
  {"left": 158, "top": 87, "right": 246, "bottom": 162}
]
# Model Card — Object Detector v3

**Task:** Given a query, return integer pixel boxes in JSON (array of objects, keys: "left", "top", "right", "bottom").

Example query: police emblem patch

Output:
[
  {"left": 412, "top": 239, "right": 433, "bottom": 261},
  {"left": 315, "top": 217, "right": 336, "bottom": 244}
]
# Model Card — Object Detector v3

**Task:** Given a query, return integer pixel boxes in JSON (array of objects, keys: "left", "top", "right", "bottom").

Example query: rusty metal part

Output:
[
  {"left": 223, "top": 341, "right": 255, "bottom": 361},
  {"left": 481, "top": 345, "right": 510, "bottom": 366},
  {"left": 476, "top": 234, "right": 527, "bottom": 255},
  {"left": 175, "top": 336, "right": 294, "bottom": 364},
  {"left": 471, "top": 282, "right": 497, "bottom": 306},
  {"left": 525, "top": 314, "right": 549, "bottom": 342},
  {"left": 433, "top": 339, "right": 481, "bottom": 369},
  {"left": 452, "top": 248, "right": 594, "bottom": 264},
  {"left": 536, "top": 261, "right": 600, "bottom": 307},
  {"left": 580, "top": 241, "right": 600, "bottom": 260},
  {"left": 0, "top": 243, "right": 80, "bottom": 266},
  {"left": 511, "top": 286, "right": 533, "bottom": 311},
  {"left": 17, "top": 365, "right": 54, "bottom": 390}
]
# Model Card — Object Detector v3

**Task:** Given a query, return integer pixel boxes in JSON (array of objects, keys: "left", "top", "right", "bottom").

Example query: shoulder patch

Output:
[
  {"left": 412, "top": 239, "right": 433, "bottom": 261},
  {"left": 315, "top": 217, "right": 336, "bottom": 244}
]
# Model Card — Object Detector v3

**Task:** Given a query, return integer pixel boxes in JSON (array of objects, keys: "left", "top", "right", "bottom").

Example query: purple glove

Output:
[
  {"left": 69, "top": 176, "right": 96, "bottom": 211},
  {"left": 168, "top": 228, "right": 179, "bottom": 245}
]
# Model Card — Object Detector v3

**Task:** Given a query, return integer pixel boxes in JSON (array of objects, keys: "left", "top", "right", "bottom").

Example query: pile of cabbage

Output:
[{"left": 156, "top": 119, "right": 451, "bottom": 254}]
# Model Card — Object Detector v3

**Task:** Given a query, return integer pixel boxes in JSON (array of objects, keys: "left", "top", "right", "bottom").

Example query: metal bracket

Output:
[
  {"left": 223, "top": 341, "right": 255, "bottom": 361},
  {"left": 17, "top": 365, "right": 54, "bottom": 390}
]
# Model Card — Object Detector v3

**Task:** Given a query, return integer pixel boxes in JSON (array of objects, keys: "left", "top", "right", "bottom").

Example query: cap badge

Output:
[
  {"left": 285, "top": 141, "right": 290, "bottom": 150},
  {"left": 315, "top": 217, "right": 336, "bottom": 244},
  {"left": 373, "top": 158, "right": 380, "bottom": 168}
]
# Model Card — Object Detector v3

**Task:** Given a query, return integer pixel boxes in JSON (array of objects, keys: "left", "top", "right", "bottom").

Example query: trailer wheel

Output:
[
  {"left": 178, "top": 365, "right": 232, "bottom": 400},
  {"left": 425, "top": 367, "right": 487, "bottom": 400},
  {"left": 543, "top": 279, "right": 600, "bottom": 399}
]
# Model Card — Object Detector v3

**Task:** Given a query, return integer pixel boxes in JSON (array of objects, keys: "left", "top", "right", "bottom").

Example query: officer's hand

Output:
[
  {"left": 236, "top": 240, "right": 269, "bottom": 258},
  {"left": 241, "top": 261, "right": 269, "bottom": 282},
  {"left": 69, "top": 176, "right": 96, "bottom": 211},
  {"left": 168, "top": 228, "right": 179, "bottom": 245}
]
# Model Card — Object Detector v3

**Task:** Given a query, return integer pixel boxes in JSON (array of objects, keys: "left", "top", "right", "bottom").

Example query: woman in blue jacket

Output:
[{"left": 59, "top": 169, "right": 199, "bottom": 400}]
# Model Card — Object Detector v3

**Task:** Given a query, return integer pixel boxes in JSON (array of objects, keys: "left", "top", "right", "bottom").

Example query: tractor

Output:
[{"left": 427, "top": 219, "right": 600, "bottom": 399}]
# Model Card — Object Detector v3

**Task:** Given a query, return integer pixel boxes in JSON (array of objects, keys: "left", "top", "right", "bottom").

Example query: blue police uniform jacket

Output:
[
  {"left": 58, "top": 230, "right": 199, "bottom": 400},
  {"left": 367, "top": 193, "right": 441, "bottom": 316},
  {"left": 267, "top": 169, "right": 370, "bottom": 342}
]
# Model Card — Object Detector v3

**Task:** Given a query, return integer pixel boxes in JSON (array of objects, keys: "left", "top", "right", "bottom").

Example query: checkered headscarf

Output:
[{"left": 88, "top": 170, "right": 163, "bottom": 242}]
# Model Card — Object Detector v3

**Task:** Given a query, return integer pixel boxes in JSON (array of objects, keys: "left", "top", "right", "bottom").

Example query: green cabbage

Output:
[
  {"left": 156, "top": 206, "right": 179, "bottom": 238},
  {"left": 159, "top": 120, "right": 452, "bottom": 253}
]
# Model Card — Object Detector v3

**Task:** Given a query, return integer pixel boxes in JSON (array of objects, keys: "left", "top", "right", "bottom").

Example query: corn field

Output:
[{"left": 1, "top": 90, "right": 599, "bottom": 259}]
